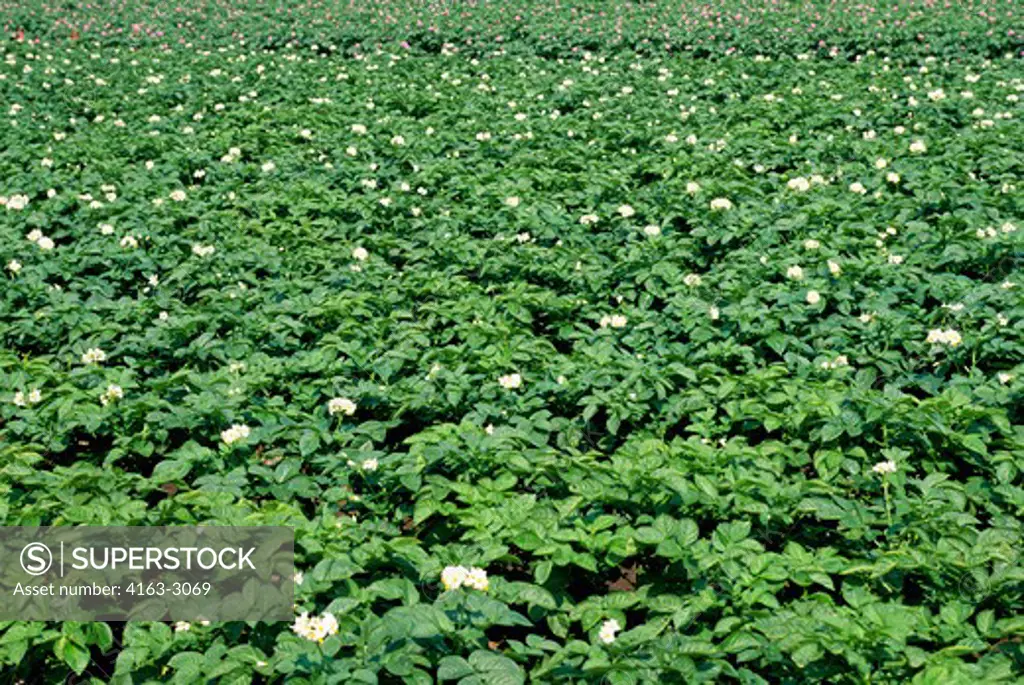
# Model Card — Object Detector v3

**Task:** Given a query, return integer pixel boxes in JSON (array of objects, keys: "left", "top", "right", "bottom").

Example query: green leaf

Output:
[
  {"left": 437, "top": 656, "right": 474, "bottom": 681},
  {"left": 467, "top": 650, "right": 525, "bottom": 685},
  {"left": 54, "top": 638, "right": 90, "bottom": 675},
  {"left": 151, "top": 459, "right": 191, "bottom": 482}
]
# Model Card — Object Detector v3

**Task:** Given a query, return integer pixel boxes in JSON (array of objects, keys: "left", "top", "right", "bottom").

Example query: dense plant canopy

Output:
[{"left": 1, "top": 1, "right": 1022, "bottom": 683}]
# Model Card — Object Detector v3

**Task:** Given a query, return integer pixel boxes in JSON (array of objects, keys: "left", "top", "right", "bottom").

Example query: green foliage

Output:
[{"left": 1, "top": 0, "right": 1022, "bottom": 682}]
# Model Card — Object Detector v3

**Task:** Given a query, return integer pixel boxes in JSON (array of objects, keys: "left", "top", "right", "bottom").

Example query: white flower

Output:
[
  {"left": 683, "top": 273, "right": 702, "bottom": 287},
  {"left": 174, "top": 621, "right": 191, "bottom": 633},
  {"left": 786, "top": 265, "right": 804, "bottom": 280},
  {"left": 504, "top": 196, "right": 520, "bottom": 208},
  {"left": 391, "top": 135, "right": 405, "bottom": 146},
  {"left": 192, "top": 244, "right": 215, "bottom": 257},
  {"left": 888, "top": 254, "right": 904, "bottom": 265},
  {"left": 806, "top": 290, "right": 821, "bottom": 305},
  {"left": 599, "top": 619, "right": 621, "bottom": 644},
  {"left": 361, "top": 458, "right": 379, "bottom": 472},
  {"left": 803, "top": 239, "right": 820, "bottom": 250},
  {"left": 352, "top": 247, "right": 369, "bottom": 261},
  {"left": 643, "top": 224, "right": 660, "bottom": 237},
  {"left": 81, "top": 348, "right": 107, "bottom": 364},
  {"left": 221, "top": 423, "right": 251, "bottom": 446},
  {"left": 617, "top": 204, "right": 635, "bottom": 218},
  {"left": 849, "top": 182, "right": 867, "bottom": 195},
  {"left": 874, "top": 158, "right": 888, "bottom": 169},
  {"left": 26, "top": 388, "right": 41, "bottom": 404},
  {"left": 828, "top": 260, "right": 842, "bottom": 276},
  {"left": 12, "top": 391, "right": 26, "bottom": 407},
  {"left": 886, "top": 172, "right": 901, "bottom": 184},
  {"left": 351, "top": 124, "right": 367, "bottom": 135},
  {"left": 997, "top": 373, "right": 1013, "bottom": 385},
  {"left": 710, "top": 197, "right": 733, "bottom": 211},
  {"left": 926, "top": 329, "right": 962, "bottom": 347},
  {"left": 291, "top": 611, "right": 339, "bottom": 643},
  {"left": 319, "top": 612, "right": 339, "bottom": 639},
  {"left": 294, "top": 571, "right": 304, "bottom": 585},
  {"left": 872, "top": 460, "right": 897, "bottom": 475},
  {"left": 26, "top": 229, "right": 43, "bottom": 243},
  {"left": 441, "top": 565, "right": 469, "bottom": 591},
  {"left": 686, "top": 182, "right": 701, "bottom": 194},
  {"left": 37, "top": 236, "right": 55, "bottom": 250},
  {"left": 709, "top": 306, "right": 720, "bottom": 321},
  {"left": 579, "top": 214, "right": 599, "bottom": 225},
  {"left": 6, "top": 194, "right": 30, "bottom": 210},
  {"left": 169, "top": 189, "right": 186, "bottom": 202},
  {"left": 328, "top": 397, "right": 357, "bottom": 416},
  {"left": 498, "top": 373, "right": 522, "bottom": 390},
  {"left": 99, "top": 384, "right": 124, "bottom": 406},
  {"left": 787, "top": 177, "right": 810, "bottom": 192},
  {"left": 599, "top": 314, "right": 628, "bottom": 329},
  {"left": 909, "top": 139, "right": 927, "bottom": 153},
  {"left": 821, "top": 355, "right": 849, "bottom": 370},
  {"left": 120, "top": 235, "right": 139, "bottom": 249},
  {"left": 7, "top": 259, "right": 22, "bottom": 274},
  {"left": 99, "top": 223, "right": 115, "bottom": 235},
  {"left": 464, "top": 567, "right": 489, "bottom": 591},
  {"left": 261, "top": 161, "right": 276, "bottom": 173}
]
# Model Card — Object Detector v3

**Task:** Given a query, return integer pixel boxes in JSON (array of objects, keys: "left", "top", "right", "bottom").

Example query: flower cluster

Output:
[
  {"left": 441, "top": 565, "right": 490, "bottom": 592},
  {"left": 26, "top": 229, "right": 55, "bottom": 250},
  {"left": 599, "top": 619, "right": 622, "bottom": 644},
  {"left": 872, "top": 460, "right": 897, "bottom": 475},
  {"left": 821, "top": 355, "right": 849, "bottom": 370},
  {"left": 99, "top": 384, "right": 124, "bottom": 406},
  {"left": 926, "top": 329, "right": 962, "bottom": 347},
  {"left": 12, "top": 389, "right": 42, "bottom": 407},
  {"left": 81, "top": 348, "right": 107, "bottom": 364},
  {"left": 328, "top": 397, "right": 357, "bottom": 416},
  {"left": 292, "top": 611, "right": 339, "bottom": 643},
  {"left": 497, "top": 373, "right": 522, "bottom": 390},
  {"left": 599, "top": 314, "right": 628, "bottom": 329},
  {"left": 221, "top": 423, "right": 251, "bottom": 445}
]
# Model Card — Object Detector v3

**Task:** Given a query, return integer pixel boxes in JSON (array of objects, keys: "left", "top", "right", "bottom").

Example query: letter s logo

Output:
[{"left": 20, "top": 542, "right": 53, "bottom": 576}]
